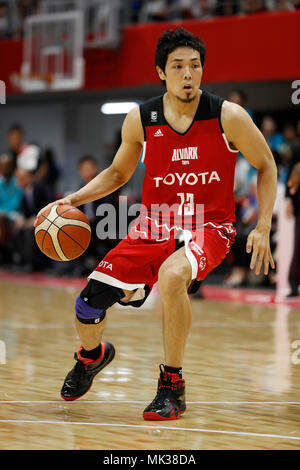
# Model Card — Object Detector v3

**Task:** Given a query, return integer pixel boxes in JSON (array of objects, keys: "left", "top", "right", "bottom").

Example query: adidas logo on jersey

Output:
[
  {"left": 154, "top": 129, "right": 164, "bottom": 137},
  {"left": 172, "top": 146, "right": 198, "bottom": 161}
]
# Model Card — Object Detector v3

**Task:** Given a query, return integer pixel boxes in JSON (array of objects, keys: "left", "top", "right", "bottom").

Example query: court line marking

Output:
[
  {"left": 1, "top": 400, "right": 300, "bottom": 405},
  {"left": 0, "top": 419, "right": 299, "bottom": 441},
  {"left": 2, "top": 321, "right": 300, "bottom": 330}
]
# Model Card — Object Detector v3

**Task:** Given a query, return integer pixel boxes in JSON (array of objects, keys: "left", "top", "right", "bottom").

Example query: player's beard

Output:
[{"left": 176, "top": 91, "right": 197, "bottom": 103}]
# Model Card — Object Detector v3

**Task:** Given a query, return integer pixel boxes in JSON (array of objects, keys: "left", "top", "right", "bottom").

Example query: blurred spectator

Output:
[
  {"left": 13, "top": 166, "right": 51, "bottom": 271},
  {"left": 296, "top": 119, "right": 300, "bottom": 138},
  {"left": 75, "top": 155, "right": 120, "bottom": 274},
  {"left": 0, "top": 153, "right": 23, "bottom": 265},
  {"left": 285, "top": 143, "right": 300, "bottom": 297},
  {"left": 35, "top": 147, "right": 61, "bottom": 201},
  {"left": 0, "top": 1, "right": 9, "bottom": 38},
  {"left": 7, "top": 123, "right": 25, "bottom": 169},
  {"left": 130, "top": 0, "right": 144, "bottom": 22},
  {"left": 277, "top": 122, "right": 297, "bottom": 182},
  {"left": 275, "top": 0, "right": 295, "bottom": 10},
  {"left": 138, "top": 0, "right": 169, "bottom": 22},
  {"left": 241, "top": 0, "right": 266, "bottom": 13},
  {"left": 226, "top": 89, "right": 256, "bottom": 286},
  {"left": 227, "top": 166, "right": 258, "bottom": 286},
  {"left": 227, "top": 88, "right": 254, "bottom": 120},
  {"left": 176, "top": 0, "right": 201, "bottom": 19},
  {"left": 13, "top": 0, "right": 40, "bottom": 38},
  {"left": 17, "top": 143, "right": 41, "bottom": 172},
  {"left": 261, "top": 116, "right": 284, "bottom": 152},
  {"left": 260, "top": 116, "right": 284, "bottom": 176},
  {"left": 215, "top": 0, "right": 240, "bottom": 16},
  {"left": 6, "top": 123, "right": 45, "bottom": 178}
]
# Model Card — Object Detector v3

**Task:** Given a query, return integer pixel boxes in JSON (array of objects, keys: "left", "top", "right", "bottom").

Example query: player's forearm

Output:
[
  {"left": 256, "top": 160, "right": 277, "bottom": 231},
  {"left": 69, "top": 166, "right": 127, "bottom": 207}
]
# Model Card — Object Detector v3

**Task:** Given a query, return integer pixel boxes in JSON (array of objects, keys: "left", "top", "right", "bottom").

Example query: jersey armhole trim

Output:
[
  {"left": 139, "top": 105, "right": 147, "bottom": 141},
  {"left": 141, "top": 141, "right": 147, "bottom": 163},
  {"left": 219, "top": 99, "right": 239, "bottom": 153},
  {"left": 222, "top": 133, "right": 239, "bottom": 153}
]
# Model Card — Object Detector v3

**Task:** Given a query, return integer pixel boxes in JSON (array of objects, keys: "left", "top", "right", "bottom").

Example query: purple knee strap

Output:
[{"left": 75, "top": 295, "right": 106, "bottom": 324}]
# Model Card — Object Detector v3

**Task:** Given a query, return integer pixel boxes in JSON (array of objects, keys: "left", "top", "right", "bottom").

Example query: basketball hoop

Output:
[{"left": 19, "top": 11, "right": 85, "bottom": 93}]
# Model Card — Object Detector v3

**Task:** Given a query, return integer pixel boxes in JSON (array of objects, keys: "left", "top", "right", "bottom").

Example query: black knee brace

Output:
[{"left": 75, "top": 279, "right": 124, "bottom": 324}]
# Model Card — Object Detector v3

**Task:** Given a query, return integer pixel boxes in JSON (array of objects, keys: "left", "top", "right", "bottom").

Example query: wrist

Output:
[
  {"left": 256, "top": 219, "right": 271, "bottom": 232},
  {"left": 68, "top": 192, "right": 81, "bottom": 207}
]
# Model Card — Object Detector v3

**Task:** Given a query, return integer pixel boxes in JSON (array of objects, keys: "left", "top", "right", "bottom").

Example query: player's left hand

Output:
[{"left": 246, "top": 226, "right": 275, "bottom": 275}]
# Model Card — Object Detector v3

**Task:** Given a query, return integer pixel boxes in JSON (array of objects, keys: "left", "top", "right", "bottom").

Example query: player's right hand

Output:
[
  {"left": 287, "top": 162, "right": 300, "bottom": 196},
  {"left": 34, "top": 197, "right": 73, "bottom": 227}
]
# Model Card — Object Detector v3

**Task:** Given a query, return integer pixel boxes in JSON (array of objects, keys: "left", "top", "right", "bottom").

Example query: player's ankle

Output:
[
  {"left": 164, "top": 365, "right": 182, "bottom": 378},
  {"left": 79, "top": 343, "right": 102, "bottom": 361}
]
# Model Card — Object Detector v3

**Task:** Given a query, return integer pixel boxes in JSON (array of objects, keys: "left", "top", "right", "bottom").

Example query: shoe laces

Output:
[{"left": 151, "top": 364, "right": 182, "bottom": 407}]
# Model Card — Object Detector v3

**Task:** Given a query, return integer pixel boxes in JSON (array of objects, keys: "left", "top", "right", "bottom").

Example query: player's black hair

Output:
[
  {"left": 78, "top": 155, "right": 98, "bottom": 167},
  {"left": 155, "top": 27, "right": 206, "bottom": 80}
]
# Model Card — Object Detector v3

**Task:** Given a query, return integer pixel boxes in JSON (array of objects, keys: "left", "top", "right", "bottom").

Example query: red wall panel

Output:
[{"left": 1, "top": 11, "right": 299, "bottom": 95}]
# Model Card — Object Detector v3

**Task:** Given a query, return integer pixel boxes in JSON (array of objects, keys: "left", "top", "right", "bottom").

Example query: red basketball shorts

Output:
[{"left": 88, "top": 221, "right": 236, "bottom": 295}]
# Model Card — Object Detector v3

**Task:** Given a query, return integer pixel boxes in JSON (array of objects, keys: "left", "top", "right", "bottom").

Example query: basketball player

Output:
[{"left": 35, "top": 28, "right": 277, "bottom": 420}]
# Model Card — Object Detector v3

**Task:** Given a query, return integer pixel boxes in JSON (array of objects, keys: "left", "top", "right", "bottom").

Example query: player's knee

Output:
[
  {"left": 75, "top": 279, "right": 124, "bottom": 325},
  {"left": 158, "top": 263, "right": 187, "bottom": 294}
]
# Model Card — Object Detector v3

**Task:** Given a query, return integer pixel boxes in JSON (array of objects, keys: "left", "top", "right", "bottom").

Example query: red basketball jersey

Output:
[{"left": 137, "top": 90, "right": 238, "bottom": 239}]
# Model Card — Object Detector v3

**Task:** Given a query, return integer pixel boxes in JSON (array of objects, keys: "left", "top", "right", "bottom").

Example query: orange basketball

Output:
[{"left": 35, "top": 204, "right": 91, "bottom": 261}]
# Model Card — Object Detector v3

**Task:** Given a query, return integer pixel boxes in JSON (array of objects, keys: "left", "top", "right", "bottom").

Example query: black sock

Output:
[
  {"left": 164, "top": 365, "right": 182, "bottom": 378},
  {"left": 80, "top": 343, "right": 102, "bottom": 361}
]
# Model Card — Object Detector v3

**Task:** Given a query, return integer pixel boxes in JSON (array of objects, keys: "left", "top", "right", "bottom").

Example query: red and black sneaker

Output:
[
  {"left": 60, "top": 342, "right": 115, "bottom": 401},
  {"left": 143, "top": 364, "right": 186, "bottom": 421}
]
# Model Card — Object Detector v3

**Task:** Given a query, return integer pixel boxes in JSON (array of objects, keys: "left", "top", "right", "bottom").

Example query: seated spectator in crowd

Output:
[
  {"left": 285, "top": 143, "right": 300, "bottom": 297},
  {"left": 275, "top": 0, "right": 295, "bottom": 10},
  {"left": 13, "top": 166, "right": 51, "bottom": 271},
  {"left": 261, "top": 116, "right": 284, "bottom": 153},
  {"left": 13, "top": 0, "right": 39, "bottom": 38},
  {"left": 7, "top": 123, "right": 25, "bottom": 169},
  {"left": 215, "top": 0, "right": 240, "bottom": 16},
  {"left": 227, "top": 89, "right": 254, "bottom": 120},
  {"left": 297, "top": 119, "right": 300, "bottom": 138},
  {"left": 34, "top": 147, "right": 61, "bottom": 201},
  {"left": 278, "top": 122, "right": 297, "bottom": 182},
  {"left": 77, "top": 155, "right": 120, "bottom": 268},
  {"left": 226, "top": 157, "right": 258, "bottom": 286},
  {"left": 226, "top": 88, "right": 256, "bottom": 286},
  {"left": 0, "top": 1, "right": 10, "bottom": 38},
  {"left": 129, "top": 0, "right": 143, "bottom": 23},
  {"left": 0, "top": 153, "right": 23, "bottom": 264},
  {"left": 241, "top": 0, "right": 266, "bottom": 13},
  {"left": 175, "top": 0, "right": 205, "bottom": 19},
  {"left": 138, "top": 0, "right": 169, "bottom": 22}
]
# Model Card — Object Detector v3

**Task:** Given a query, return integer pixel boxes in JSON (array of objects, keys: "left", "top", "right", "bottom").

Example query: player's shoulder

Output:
[
  {"left": 221, "top": 100, "right": 252, "bottom": 127},
  {"left": 122, "top": 105, "right": 144, "bottom": 144},
  {"left": 124, "top": 104, "right": 142, "bottom": 125}
]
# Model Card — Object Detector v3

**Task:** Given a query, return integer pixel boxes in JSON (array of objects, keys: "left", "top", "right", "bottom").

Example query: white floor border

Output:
[
  {"left": 1, "top": 400, "right": 300, "bottom": 404},
  {"left": 0, "top": 419, "right": 299, "bottom": 441}
]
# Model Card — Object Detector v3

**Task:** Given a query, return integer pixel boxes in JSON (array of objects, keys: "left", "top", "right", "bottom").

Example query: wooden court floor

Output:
[{"left": 0, "top": 279, "right": 300, "bottom": 450}]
